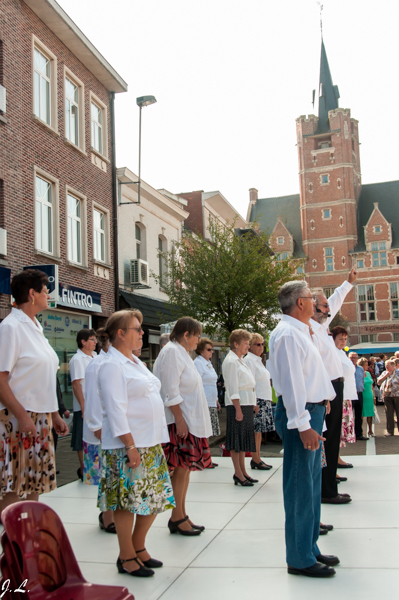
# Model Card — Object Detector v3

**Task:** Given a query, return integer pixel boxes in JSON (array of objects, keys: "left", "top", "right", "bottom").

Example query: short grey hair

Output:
[
  {"left": 159, "top": 333, "right": 170, "bottom": 348},
  {"left": 278, "top": 280, "right": 309, "bottom": 314}
]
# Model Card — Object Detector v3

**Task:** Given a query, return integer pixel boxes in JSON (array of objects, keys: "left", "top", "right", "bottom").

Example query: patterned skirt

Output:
[
  {"left": 321, "top": 441, "right": 327, "bottom": 468},
  {"left": 163, "top": 424, "right": 212, "bottom": 472},
  {"left": 254, "top": 399, "right": 275, "bottom": 433},
  {"left": 340, "top": 400, "right": 356, "bottom": 447},
  {"left": 97, "top": 444, "right": 175, "bottom": 515},
  {"left": 0, "top": 409, "right": 56, "bottom": 499},
  {"left": 209, "top": 407, "right": 221, "bottom": 437},
  {"left": 83, "top": 441, "right": 101, "bottom": 486},
  {"left": 225, "top": 405, "right": 256, "bottom": 453}
]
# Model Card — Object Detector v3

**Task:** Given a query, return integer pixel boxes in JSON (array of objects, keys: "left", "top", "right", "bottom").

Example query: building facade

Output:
[
  {"left": 0, "top": 0, "right": 127, "bottom": 407},
  {"left": 248, "top": 40, "right": 399, "bottom": 349}
]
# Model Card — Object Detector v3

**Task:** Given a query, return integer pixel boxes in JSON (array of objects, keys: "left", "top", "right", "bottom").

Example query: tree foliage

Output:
[{"left": 152, "top": 219, "right": 302, "bottom": 340}]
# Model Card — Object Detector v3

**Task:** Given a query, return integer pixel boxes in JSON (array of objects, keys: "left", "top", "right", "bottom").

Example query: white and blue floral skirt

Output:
[
  {"left": 97, "top": 444, "right": 175, "bottom": 515},
  {"left": 83, "top": 441, "right": 101, "bottom": 486}
]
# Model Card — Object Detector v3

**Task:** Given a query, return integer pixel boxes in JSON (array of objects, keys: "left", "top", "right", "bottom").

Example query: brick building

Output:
[
  {"left": 0, "top": 0, "right": 127, "bottom": 407},
  {"left": 248, "top": 39, "right": 399, "bottom": 350}
]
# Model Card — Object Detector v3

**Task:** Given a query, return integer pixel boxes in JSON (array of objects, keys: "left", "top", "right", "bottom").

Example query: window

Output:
[
  {"left": 394, "top": 333, "right": 399, "bottom": 342},
  {"left": 65, "top": 77, "right": 79, "bottom": 146},
  {"left": 158, "top": 236, "right": 167, "bottom": 287},
  {"left": 371, "top": 241, "right": 387, "bottom": 266},
  {"left": 323, "top": 287, "right": 337, "bottom": 298},
  {"left": 35, "top": 175, "right": 53, "bottom": 253},
  {"left": 34, "top": 48, "right": 50, "bottom": 124},
  {"left": 374, "top": 225, "right": 381, "bottom": 234},
  {"left": 321, "top": 174, "right": 329, "bottom": 185},
  {"left": 397, "top": 256, "right": 399, "bottom": 266},
  {"left": 358, "top": 285, "right": 376, "bottom": 321},
  {"left": 67, "top": 194, "right": 82, "bottom": 264},
  {"left": 320, "top": 142, "right": 330, "bottom": 149},
  {"left": 357, "top": 259, "right": 364, "bottom": 268},
  {"left": 361, "top": 335, "right": 376, "bottom": 343},
  {"left": 135, "top": 224, "right": 141, "bottom": 259},
  {"left": 93, "top": 208, "right": 105, "bottom": 262},
  {"left": 390, "top": 283, "right": 399, "bottom": 320},
  {"left": 32, "top": 38, "right": 57, "bottom": 130},
  {"left": 278, "top": 252, "right": 289, "bottom": 261},
  {"left": 325, "top": 247, "right": 333, "bottom": 271},
  {"left": 323, "top": 209, "right": 331, "bottom": 220},
  {"left": 277, "top": 236, "right": 284, "bottom": 245},
  {"left": 91, "top": 101, "right": 102, "bottom": 153},
  {"left": 297, "top": 266, "right": 304, "bottom": 275}
]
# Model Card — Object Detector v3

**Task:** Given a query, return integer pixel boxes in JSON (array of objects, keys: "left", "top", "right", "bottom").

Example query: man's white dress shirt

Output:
[
  {"left": 153, "top": 341, "right": 212, "bottom": 438},
  {"left": 335, "top": 348, "right": 358, "bottom": 401},
  {"left": 194, "top": 355, "right": 218, "bottom": 408},
  {"left": 0, "top": 308, "right": 58, "bottom": 413},
  {"left": 98, "top": 346, "right": 169, "bottom": 449},
  {"left": 243, "top": 351, "right": 273, "bottom": 401},
  {"left": 222, "top": 350, "right": 256, "bottom": 407},
  {"left": 311, "top": 280, "right": 353, "bottom": 382},
  {"left": 267, "top": 315, "right": 335, "bottom": 431},
  {"left": 69, "top": 349, "right": 95, "bottom": 412},
  {"left": 83, "top": 349, "right": 108, "bottom": 445}
]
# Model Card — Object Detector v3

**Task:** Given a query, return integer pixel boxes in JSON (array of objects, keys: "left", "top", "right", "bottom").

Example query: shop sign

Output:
[
  {"left": 0, "top": 267, "right": 11, "bottom": 295},
  {"left": 24, "top": 264, "right": 58, "bottom": 308},
  {"left": 58, "top": 283, "right": 102, "bottom": 313}
]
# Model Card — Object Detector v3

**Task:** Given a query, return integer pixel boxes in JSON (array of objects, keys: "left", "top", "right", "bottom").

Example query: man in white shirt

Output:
[
  {"left": 268, "top": 280, "right": 338, "bottom": 578},
  {"left": 69, "top": 329, "right": 97, "bottom": 480},
  {"left": 311, "top": 268, "right": 358, "bottom": 504}
]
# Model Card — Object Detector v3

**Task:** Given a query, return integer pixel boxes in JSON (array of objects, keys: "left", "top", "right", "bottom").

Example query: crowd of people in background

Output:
[{"left": 1, "top": 268, "right": 399, "bottom": 581}]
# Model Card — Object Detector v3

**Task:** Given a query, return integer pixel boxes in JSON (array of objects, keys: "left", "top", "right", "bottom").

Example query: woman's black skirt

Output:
[{"left": 225, "top": 405, "right": 256, "bottom": 453}]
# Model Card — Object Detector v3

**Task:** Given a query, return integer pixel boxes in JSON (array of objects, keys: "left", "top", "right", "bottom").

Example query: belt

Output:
[
  {"left": 315, "top": 400, "right": 328, "bottom": 406},
  {"left": 331, "top": 377, "right": 344, "bottom": 383}
]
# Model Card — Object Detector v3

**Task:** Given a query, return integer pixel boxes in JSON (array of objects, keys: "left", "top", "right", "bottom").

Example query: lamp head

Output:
[{"left": 136, "top": 95, "right": 157, "bottom": 108}]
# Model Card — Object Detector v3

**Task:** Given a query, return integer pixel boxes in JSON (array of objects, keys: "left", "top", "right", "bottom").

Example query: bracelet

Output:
[
  {"left": 125, "top": 444, "right": 136, "bottom": 451},
  {"left": 176, "top": 418, "right": 185, "bottom": 424}
]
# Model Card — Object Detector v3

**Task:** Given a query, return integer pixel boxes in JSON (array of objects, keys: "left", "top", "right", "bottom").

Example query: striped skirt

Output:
[{"left": 162, "top": 424, "right": 212, "bottom": 472}]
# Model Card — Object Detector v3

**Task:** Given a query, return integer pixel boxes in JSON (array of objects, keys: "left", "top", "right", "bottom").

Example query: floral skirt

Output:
[
  {"left": 83, "top": 441, "right": 101, "bottom": 486},
  {"left": 209, "top": 407, "right": 221, "bottom": 437},
  {"left": 254, "top": 399, "right": 275, "bottom": 433},
  {"left": 163, "top": 424, "right": 212, "bottom": 472},
  {"left": 0, "top": 409, "right": 56, "bottom": 498},
  {"left": 321, "top": 441, "right": 327, "bottom": 468},
  {"left": 97, "top": 444, "right": 175, "bottom": 515},
  {"left": 340, "top": 400, "right": 356, "bottom": 447}
]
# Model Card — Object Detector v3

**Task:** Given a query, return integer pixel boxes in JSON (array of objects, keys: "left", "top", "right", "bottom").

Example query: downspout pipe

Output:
[{"left": 110, "top": 91, "right": 119, "bottom": 311}]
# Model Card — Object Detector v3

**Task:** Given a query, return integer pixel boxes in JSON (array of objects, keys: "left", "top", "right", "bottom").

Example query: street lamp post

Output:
[{"left": 118, "top": 95, "right": 157, "bottom": 205}]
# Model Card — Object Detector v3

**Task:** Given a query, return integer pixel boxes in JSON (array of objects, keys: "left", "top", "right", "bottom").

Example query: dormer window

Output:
[
  {"left": 374, "top": 225, "right": 382, "bottom": 234},
  {"left": 357, "top": 259, "right": 364, "bottom": 269}
]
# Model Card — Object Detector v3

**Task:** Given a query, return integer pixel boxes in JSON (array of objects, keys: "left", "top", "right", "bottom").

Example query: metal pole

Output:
[{"left": 138, "top": 105, "right": 142, "bottom": 204}]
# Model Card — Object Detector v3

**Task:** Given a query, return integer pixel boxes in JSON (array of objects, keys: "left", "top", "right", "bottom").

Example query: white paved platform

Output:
[{"left": 42, "top": 455, "right": 399, "bottom": 599}]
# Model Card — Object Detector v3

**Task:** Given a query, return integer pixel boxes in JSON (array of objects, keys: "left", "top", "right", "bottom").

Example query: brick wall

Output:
[
  {"left": 178, "top": 191, "right": 203, "bottom": 235},
  {"left": 0, "top": 0, "right": 116, "bottom": 321}
]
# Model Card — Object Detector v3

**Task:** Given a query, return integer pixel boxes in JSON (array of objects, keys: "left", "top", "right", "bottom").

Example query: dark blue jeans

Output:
[{"left": 275, "top": 397, "right": 326, "bottom": 569}]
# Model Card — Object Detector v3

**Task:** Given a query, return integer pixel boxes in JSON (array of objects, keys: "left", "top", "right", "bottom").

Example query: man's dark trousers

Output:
[
  {"left": 352, "top": 392, "right": 364, "bottom": 439},
  {"left": 321, "top": 379, "right": 344, "bottom": 499}
]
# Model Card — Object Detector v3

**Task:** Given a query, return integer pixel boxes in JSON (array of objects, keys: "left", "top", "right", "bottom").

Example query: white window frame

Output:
[
  {"left": 320, "top": 173, "right": 330, "bottom": 185},
  {"left": 390, "top": 283, "right": 399, "bottom": 320},
  {"left": 64, "top": 67, "right": 85, "bottom": 153},
  {"left": 277, "top": 236, "right": 284, "bottom": 245},
  {"left": 358, "top": 284, "right": 376, "bottom": 322},
  {"left": 135, "top": 222, "right": 147, "bottom": 261},
  {"left": 324, "top": 247, "right": 334, "bottom": 272},
  {"left": 32, "top": 36, "right": 58, "bottom": 133},
  {"left": 93, "top": 203, "right": 110, "bottom": 265},
  {"left": 66, "top": 186, "right": 88, "bottom": 268},
  {"left": 90, "top": 92, "right": 108, "bottom": 159},
  {"left": 371, "top": 241, "right": 387, "bottom": 267},
  {"left": 373, "top": 225, "right": 382, "bottom": 234},
  {"left": 33, "top": 167, "right": 60, "bottom": 258},
  {"left": 357, "top": 259, "right": 364, "bottom": 269},
  {"left": 158, "top": 235, "right": 167, "bottom": 289},
  {"left": 322, "top": 208, "right": 332, "bottom": 220}
]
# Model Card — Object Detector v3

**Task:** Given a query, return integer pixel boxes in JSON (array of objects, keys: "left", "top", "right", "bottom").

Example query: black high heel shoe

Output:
[
  {"left": 186, "top": 515, "right": 205, "bottom": 531},
  {"left": 250, "top": 459, "right": 272, "bottom": 471},
  {"left": 98, "top": 512, "right": 117, "bottom": 534},
  {"left": 244, "top": 475, "right": 259, "bottom": 483},
  {"left": 233, "top": 474, "right": 254, "bottom": 486},
  {"left": 136, "top": 548, "right": 163, "bottom": 569},
  {"left": 116, "top": 556, "right": 154, "bottom": 577},
  {"left": 168, "top": 516, "right": 202, "bottom": 536}
]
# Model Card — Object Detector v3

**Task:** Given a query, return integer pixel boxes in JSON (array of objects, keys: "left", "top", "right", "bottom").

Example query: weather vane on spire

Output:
[{"left": 317, "top": 2, "right": 323, "bottom": 37}]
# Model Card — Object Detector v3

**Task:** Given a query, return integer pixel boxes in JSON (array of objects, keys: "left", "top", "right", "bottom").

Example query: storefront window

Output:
[{"left": 36, "top": 309, "right": 90, "bottom": 410}]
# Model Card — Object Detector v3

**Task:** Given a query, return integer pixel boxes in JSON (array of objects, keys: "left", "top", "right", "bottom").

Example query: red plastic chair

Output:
[
  {"left": 0, "top": 501, "right": 134, "bottom": 600},
  {"left": 0, "top": 531, "right": 26, "bottom": 600}
]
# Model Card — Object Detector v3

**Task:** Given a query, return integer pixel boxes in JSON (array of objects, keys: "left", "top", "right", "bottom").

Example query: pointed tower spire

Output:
[{"left": 316, "top": 40, "right": 340, "bottom": 134}]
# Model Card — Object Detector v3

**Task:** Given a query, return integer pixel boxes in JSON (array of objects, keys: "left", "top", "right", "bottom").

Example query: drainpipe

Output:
[{"left": 110, "top": 92, "right": 119, "bottom": 311}]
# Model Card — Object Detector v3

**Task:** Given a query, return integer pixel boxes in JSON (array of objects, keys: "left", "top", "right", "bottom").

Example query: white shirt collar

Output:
[
  {"left": 281, "top": 314, "right": 310, "bottom": 334},
  {"left": 77, "top": 348, "right": 94, "bottom": 359},
  {"left": 196, "top": 355, "right": 209, "bottom": 365},
  {"left": 310, "top": 318, "right": 323, "bottom": 331},
  {"left": 108, "top": 345, "right": 138, "bottom": 366},
  {"left": 11, "top": 307, "right": 42, "bottom": 331}
]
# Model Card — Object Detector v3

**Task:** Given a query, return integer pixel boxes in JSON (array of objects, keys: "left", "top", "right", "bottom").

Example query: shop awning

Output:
[
  {"left": 349, "top": 342, "right": 399, "bottom": 355},
  {"left": 119, "top": 290, "right": 178, "bottom": 327}
]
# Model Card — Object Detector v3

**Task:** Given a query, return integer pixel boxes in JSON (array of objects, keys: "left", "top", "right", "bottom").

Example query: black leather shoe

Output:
[
  {"left": 321, "top": 494, "right": 352, "bottom": 504},
  {"left": 250, "top": 459, "right": 272, "bottom": 471},
  {"left": 136, "top": 548, "right": 163, "bottom": 569},
  {"left": 244, "top": 475, "right": 259, "bottom": 483},
  {"left": 336, "top": 476, "right": 347, "bottom": 482},
  {"left": 233, "top": 475, "right": 254, "bottom": 486},
  {"left": 186, "top": 515, "right": 205, "bottom": 531},
  {"left": 319, "top": 527, "right": 328, "bottom": 535},
  {"left": 337, "top": 463, "right": 353, "bottom": 469},
  {"left": 116, "top": 556, "right": 154, "bottom": 577},
  {"left": 316, "top": 554, "right": 340, "bottom": 566},
  {"left": 99, "top": 512, "right": 117, "bottom": 534},
  {"left": 287, "top": 562, "right": 336, "bottom": 577},
  {"left": 168, "top": 516, "right": 202, "bottom": 536},
  {"left": 357, "top": 435, "right": 369, "bottom": 440},
  {"left": 320, "top": 523, "right": 333, "bottom": 531}
]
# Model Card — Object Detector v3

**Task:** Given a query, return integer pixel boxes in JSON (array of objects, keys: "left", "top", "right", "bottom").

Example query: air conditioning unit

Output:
[
  {"left": 0, "top": 85, "right": 6, "bottom": 113},
  {"left": 130, "top": 259, "right": 149, "bottom": 286},
  {"left": 0, "top": 228, "right": 7, "bottom": 256}
]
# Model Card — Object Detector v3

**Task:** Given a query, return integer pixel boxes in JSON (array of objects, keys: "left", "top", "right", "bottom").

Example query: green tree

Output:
[{"left": 152, "top": 219, "right": 302, "bottom": 340}]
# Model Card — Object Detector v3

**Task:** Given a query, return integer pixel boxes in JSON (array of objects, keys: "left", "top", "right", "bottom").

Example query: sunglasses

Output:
[{"left": 253, "top": 343, "right": 264, "bottom": 347}]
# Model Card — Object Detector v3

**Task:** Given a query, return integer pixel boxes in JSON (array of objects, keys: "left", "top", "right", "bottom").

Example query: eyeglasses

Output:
[
  {"left": 318, "top": 302, "right": 329, "bottom": 309},
  {"left": 126, "top": 327, "right": 144, "bottom": 333},
  {"left": 205, "top": 348, "right": 213, "bottom": 352},
  {"left": 299, "top": 296, "right": 315, "bottom": 302}
]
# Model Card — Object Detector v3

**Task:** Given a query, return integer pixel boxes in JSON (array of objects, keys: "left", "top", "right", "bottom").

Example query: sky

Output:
[{"left": 57, "top": 0, "right": 399, "bottom": 219}]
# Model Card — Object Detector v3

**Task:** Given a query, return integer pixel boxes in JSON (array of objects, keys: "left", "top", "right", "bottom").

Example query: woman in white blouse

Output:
[
  {"left": 244, "top": 333, "right": 274, "bottom": 471},
  {"left": 222, "top": 329, "right": 259, "bottom": 487},
  {"left": 0, "top": 270, "right": 68, "bottom": 514},
  {"left": 97, "top": 310, "right": 174, "bottom": 578},
  {"left": 153, "top": 317, "right": 212, "bottom": 536},
  {"left": 331, "top": 327, "right": 356, "bottom": 456},
  {"left": 194, "top": 338, "right": 221, "bottom": 456}
]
